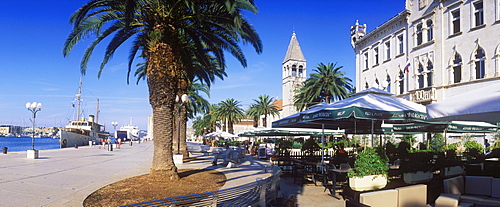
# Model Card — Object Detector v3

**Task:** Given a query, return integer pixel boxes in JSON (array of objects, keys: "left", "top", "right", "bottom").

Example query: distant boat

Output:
[
  {"left": 116, "top": 125, "right": 140, "bottom": 141},
  {"left": 58, "top": 80, "right": 106, "bottom": 148}
]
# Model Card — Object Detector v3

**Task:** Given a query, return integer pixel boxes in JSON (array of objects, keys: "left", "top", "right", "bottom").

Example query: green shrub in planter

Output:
[{"left": 348, "top": 147, "right": 389, "bottom": 178}]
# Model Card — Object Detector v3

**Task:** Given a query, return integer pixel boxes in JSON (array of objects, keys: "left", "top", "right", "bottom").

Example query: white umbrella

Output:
[{"left": 426, "top": 82, "right": 500, "bottom": 123}]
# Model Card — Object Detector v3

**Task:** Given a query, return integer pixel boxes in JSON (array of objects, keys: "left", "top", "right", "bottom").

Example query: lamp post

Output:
[
  {"left": 26, "top": 102, "right": 42, "bottom": 159},
  {"left": 111, "top": 122, "right": 118, "bottom": 138},
  {"left": 174, "top": 94, "right": 188, "bottom": 164}
]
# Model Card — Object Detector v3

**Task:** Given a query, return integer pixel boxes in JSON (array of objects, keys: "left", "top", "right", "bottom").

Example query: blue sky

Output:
[{"left": 0, "top": 0, "right": 404, "bottom": 130}]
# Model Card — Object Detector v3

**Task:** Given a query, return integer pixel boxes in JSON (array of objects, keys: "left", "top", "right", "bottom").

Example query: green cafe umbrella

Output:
[
  {"left": 273, "top": 88, "right": 428, "bottom": 134},
  {"left": 384, "top": 121, "right": 498, "bottom": 134},
  {"left": 238, "top": 128, "right": 345, "bottom": 137}
]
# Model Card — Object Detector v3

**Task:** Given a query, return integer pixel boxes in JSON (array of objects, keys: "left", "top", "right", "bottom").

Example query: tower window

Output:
[{"left": 292, "top": 65, "right": 297, "bottom": 76}]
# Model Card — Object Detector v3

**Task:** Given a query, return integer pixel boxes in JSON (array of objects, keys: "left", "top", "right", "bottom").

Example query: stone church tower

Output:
[{"left": 282, "top": 32, "right": 306, "bottom": 117}]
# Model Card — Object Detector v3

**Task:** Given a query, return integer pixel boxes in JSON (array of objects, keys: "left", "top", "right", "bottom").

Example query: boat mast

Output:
[
  {"left": 72, "top": 79, "right": 86, "bottom": 121},
  {"left": 95, "top": 98, "right": 99, "bottom": 124}
]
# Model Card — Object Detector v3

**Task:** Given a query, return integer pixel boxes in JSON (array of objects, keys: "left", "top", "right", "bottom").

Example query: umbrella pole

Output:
[
  {"left": 321, "top": 124, "right": 325, "bottom": 174},
  {"left": 371, "top": 120, "right": 374, "bottom": 147}
]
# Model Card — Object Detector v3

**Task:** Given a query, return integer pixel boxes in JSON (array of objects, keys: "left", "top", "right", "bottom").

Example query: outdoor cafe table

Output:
[{"left": 328, "top": 167, "right": 351, "bottom": 198}]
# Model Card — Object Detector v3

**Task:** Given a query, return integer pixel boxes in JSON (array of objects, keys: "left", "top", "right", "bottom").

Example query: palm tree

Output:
[
  {"left": 214, "top": 98, "right": 245, "bottom": 134},
  {"left": 176, "top": 80, "right": 211, "bottom": 157},
  {"left": 294, "top": 62, "right": 352, "bottom": 111},
  {"left": 247, "top": 95, "right": 280, "bottom": 128},
  {"left": 63, "top": 0, "right": 262, "bottom": 180},
  {"left": 246, "top": 104, "right": 260, "bottom": 128}
]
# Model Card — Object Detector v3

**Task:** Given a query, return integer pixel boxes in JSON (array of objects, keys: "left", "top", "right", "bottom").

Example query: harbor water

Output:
[{"left": 0, "top": 137, "right": 60, "bottom": 152}]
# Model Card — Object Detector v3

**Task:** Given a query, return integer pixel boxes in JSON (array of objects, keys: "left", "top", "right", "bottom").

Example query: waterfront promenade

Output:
[{"left": 0, "top": 141, "right": 344, "bottom": 206}]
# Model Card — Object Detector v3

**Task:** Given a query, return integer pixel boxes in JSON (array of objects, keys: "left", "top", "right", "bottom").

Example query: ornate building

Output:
[{"left": 351, "top": 0, "right": 500, "bottom": 105}]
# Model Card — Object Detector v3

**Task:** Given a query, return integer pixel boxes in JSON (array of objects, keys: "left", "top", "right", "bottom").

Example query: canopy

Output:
[
  {"left": 272, "top": 88, "right": 427, "bottom": 134},
  {"left": 202, "top": 131, "right": 238, "bottom": 138},
  {"left": 383, "top": 121, "right": 498, "bottom": 134},
  {"left": 426, "top": 82, "right": 500, "bottom": 123},
  {"left": 238, "top": 128, "right": 345, "bottom": 137}
]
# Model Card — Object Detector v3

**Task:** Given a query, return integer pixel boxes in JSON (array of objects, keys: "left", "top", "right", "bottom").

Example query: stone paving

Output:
[{"left": 0, "top": 141, "right": 345, "bottom": 206}]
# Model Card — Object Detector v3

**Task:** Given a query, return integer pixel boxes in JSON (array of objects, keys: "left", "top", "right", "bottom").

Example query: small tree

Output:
[{"left": 348, "top": 147, "right": 389, "bottom": 178}]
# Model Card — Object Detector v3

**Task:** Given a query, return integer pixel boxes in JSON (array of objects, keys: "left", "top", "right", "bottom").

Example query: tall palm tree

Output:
[
  {"left": 246, "top": 104, "right": 260, "bottom": 128},
  {"left": 63, "top": 0, "right": 262, "bottom": 180},
  {"left": 247, "top": 95, "right": 280, "bottom": 128},
  {"left": 294, "top": 62, "right": 352, "bottom": 111},
  {"left": 176, "top": 80, "right": 211, "bottom": 157},
  {"left": 214, "top": 98, "right": 245, "bottom": 134}
]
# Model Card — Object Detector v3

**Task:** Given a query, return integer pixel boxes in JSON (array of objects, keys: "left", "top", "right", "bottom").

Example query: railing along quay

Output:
[{"left": 123, "top": 166, "right": 282, "bottom": 207}]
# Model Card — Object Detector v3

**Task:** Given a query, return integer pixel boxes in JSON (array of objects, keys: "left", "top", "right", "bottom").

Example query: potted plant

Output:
[
  {"left": 464, "top": 140, "right": 485, "bottom": 163},
  {"left": 347, "top": 147, "right": 389, "bottom": 191},
  {"left": 435, "top": 149, "right": 464, "bottom": 178},
  {"left": 400, "top": 150, "right": 434, "bottom": 184}
]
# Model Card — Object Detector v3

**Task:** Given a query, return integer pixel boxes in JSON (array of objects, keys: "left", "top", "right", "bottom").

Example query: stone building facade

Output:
[{"left": 352, "top": 0, "right": 500, "bottom": 105}]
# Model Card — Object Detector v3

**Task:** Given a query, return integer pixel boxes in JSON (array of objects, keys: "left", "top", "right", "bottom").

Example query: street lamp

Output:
[
  {"left": 26, "top": 102, "right": 42, "bottom": 159},
  {"left": 174, "top": 94, "right": 188, "bottom": 164},
  {"left": 111, "top": 122, "right": 118, "bottom": 138}
]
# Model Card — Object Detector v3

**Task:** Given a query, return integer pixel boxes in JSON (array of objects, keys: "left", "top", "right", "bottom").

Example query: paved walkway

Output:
[{"left": 0, "top": 141, "right": 345, "bottom": 206}]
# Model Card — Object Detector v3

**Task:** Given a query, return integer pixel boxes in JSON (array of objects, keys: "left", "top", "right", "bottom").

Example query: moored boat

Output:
[{"left": 58, "top": 80, "right": 106, "bottom": 148}]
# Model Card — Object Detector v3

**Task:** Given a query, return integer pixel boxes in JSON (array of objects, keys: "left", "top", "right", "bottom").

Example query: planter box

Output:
[
  {"left": 443, "top": 166, "right": 464, "bottom": 177},
  {"left": 349, "top": 175, "right": 387, "bottom": 191},
  {"left": 403, "top": 171, "right": 433, "bottom": 184}
]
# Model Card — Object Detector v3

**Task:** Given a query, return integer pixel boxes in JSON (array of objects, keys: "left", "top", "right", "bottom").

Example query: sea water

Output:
[{"left": 0, "top": 137, "right": 60, "bottom": 152}]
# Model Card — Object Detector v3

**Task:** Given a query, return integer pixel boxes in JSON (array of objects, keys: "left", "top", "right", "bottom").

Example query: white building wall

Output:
[{"left": 353, "top": 0, "right": 500, "bottom": 106}]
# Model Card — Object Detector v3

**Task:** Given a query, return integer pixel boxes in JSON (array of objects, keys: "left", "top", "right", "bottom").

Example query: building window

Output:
[
  {"left": 475, "top": 48, "right": 486, "bottom": 79},
  {"left": 364, "top": 52, "right": 369, "bottom": 69},
  {"left": 386, "top": 75, "right": 391, "bottom": 93},
  {"left": 416, "top": 24, "right": 423, "bottom": 46},
  {"left": 298, "top": 65, "right": 304, "bottom": 77},
  {"left": 385, "top": 42, "right": 391, "bottom": 60},
  {"left": 426, "top": 20, "right": 433, "bottom": 41},
  {"left": 374, "top": 47, "right": 379, "bottom": 65},
  {"left": 418, "top": 63, "right": 425, "bottom": 89},
  {"left": 292, "top": 65, "right": 297, "bottom": 76},
  {"left": 453, "top": 53, "right": 462, "bottom": 83},
  {"left": 474, "top": 1, "right": 484, "bottom": 27},
  {"left": 427, "top": 61, "right": 433, "bottom": 86},
  {"left": 398, "top": 71, "right": 405, "bottom": 94},
  {"left": 398, "top": 34, "right": 404, "bottom": 54},
  {"left": 451, "top": 9, "right": 461, "bottom": 34}
]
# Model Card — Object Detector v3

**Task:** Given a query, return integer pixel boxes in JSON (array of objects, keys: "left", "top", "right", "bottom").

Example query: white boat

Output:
[
  {"left": 58, "top": 80, "right": 105, "bottom": 148},
  {"left": 116, "top": 124, "right": 140, "bottom": 141}
]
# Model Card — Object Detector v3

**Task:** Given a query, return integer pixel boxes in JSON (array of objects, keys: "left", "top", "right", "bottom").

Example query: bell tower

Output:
[
  {"left": 282, "top": 32, "right": 306, "bottom": 117},
  {"left": 350, "top": 20, "right": 366, "bottom": 48}
]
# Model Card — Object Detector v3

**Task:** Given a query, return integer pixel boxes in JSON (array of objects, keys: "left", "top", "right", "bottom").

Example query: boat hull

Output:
[{"left": 59, "top": 130, "right": 98, "bottom": 148}]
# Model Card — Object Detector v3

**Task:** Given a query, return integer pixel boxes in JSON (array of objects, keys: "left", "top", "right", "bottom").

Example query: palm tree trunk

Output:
[
  {"left": 147, "top": 42, "right": 180, "bottom": 181},
  {"left": 180, "top": 104, "right": 189, "bottom": 158}
]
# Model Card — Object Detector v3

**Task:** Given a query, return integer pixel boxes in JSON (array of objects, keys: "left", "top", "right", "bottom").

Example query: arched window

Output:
[
  {"left": 386, "top": 75, "right": 391, "bottom": 93},
  {"left": 398, "top": 71, "right": 405, "bottom": 94},
  {"left": 453, "top": 52, "right": 462, "bottom": 83},
  {"left": 418, "top": 63, "right": 425, "bottom": 89},
  {"left": 427, "top": 61, "right": 433, "bottom": 87},
  {"left": 292, "top": 65, "right": 297, "bottom": 76},
  {"left": 426, "top": 20, "right": 433, "bottom": 42},
  {"left": 475, "top": 48, "right": 485, "bottom": 79}
]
